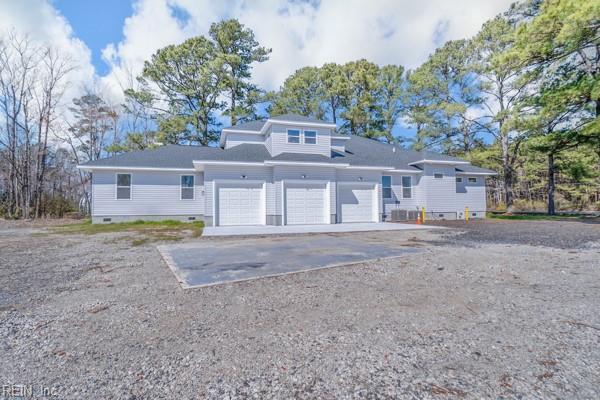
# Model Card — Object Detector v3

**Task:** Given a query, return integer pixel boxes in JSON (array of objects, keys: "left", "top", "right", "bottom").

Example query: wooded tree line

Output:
[{"left": 0, "top": 0, "right": 598, "bottom": 218}]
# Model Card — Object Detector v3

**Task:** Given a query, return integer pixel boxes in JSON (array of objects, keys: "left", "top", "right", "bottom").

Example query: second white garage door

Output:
[
  {"left": 285, "top": 183, "right": 327, "bottom": 225},
  {"left": 338, "top": 184, "right": 377, "bottom": 223},
  {"left": 217, "top": 183, "right": 264, "bottom": 226}
]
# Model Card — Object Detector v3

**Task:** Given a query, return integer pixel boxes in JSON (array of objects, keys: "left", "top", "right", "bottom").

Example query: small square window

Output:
[
  {"left": 181, "top": 175, "right": 194, "bottom": 200},
  {"left": 382, "top": 175, "right": 392, "bottom": 199},
  {"left": 401, "top": 176, "right": 412, "bottom": 199},
  {"left": 456, "top": 177, "right": 463, "bottom": 183},
  {"left": 304, "top": 130, "right": 317, "bottom": 144},
  {"left": 116, "top": 173, "right": 131, "bottom": 200},
  {"left": 468, "top": 177, "right": 477, "bottom": 183},
  {"left": 287, "top": 129, "right": 300, "bottom": 144},
  {"left": 434, "top": 173, "right": 443, "bottom": 179}
]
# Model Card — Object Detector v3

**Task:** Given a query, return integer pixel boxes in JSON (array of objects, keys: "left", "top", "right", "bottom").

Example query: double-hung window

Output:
[
  {"left": 304, "top": 130, "right": 317, "bottom": 144},
  {"left": 287, "top": 129, "right": 300, "bottom": 144},
  {"left": 181, "top": 175, "right": 195, "bottom": 200},
  {"left": 116, "top": 173, "right": 131, "bottom": 200},
  {"left": 382, "top": 175, "right": 392, "bottom": 199},
  {"left": 401, "top": 176, "right": 412, "bottom": 199}
]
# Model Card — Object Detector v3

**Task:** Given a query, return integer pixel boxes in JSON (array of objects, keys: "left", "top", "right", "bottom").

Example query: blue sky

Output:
[{"left": 53, "top": 0, "right": 132, "bottom": 75}]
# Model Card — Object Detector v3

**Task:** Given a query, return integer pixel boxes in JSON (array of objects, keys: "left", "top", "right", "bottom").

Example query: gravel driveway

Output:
[{"left": 1, "top": 218, "right": 599, "bottom": 399}]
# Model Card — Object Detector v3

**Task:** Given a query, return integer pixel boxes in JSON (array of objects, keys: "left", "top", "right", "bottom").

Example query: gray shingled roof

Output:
[
  {"left": 223, "top": 119, "right": 266, "bottom": 132},
  {"left": 82, "top": 134, "right": 494, "bottom": 174},
  {"left": 269, "top": 114, "right": 333, "bottom": 125},
  {"left": 455, "top": 164, "right": 497, "bottom": 174}
]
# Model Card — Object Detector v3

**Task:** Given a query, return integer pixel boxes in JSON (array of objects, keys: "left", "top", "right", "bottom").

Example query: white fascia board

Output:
[
  {"left": 391, "top": 169, "right": 423, "bottom": 173},
  {"left": 260, "top": 119, "right": 337, "bottom": 135},
  {"left": 331, "top": 136, "right": 350, "bottom": 140},
  {"left": 77, "top": 165, "right": 195, "bottom": 172},
  {"left": 345, "top": 165, "right": 395, "bottom": 171},
  {"left": 408, "top": 159, "right": 470, "bottom": 166},
  {"left": 219, "top": 129, "right": 263, "bottom": 146},
  {"left": 264, "top": 160, "right": 348, "bottom": 168},
  {"left": 456, "top": 171, "right": 497, "bottom": 176},
  {"left": 193, "top": 161, "right": 265, "bottom": 167}
]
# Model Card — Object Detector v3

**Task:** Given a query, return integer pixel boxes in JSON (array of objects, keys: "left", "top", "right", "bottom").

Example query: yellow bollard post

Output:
[
  {"left": 421, "top": 207, "right": 426, "bottom": 223},
  {"left": 465, "top": 206, "right": 469, "bottom": 223}
]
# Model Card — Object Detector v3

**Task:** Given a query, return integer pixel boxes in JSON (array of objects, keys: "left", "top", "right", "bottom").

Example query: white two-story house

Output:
[{"left": 80, "top": 114, "right": 496, "bottom": 225}]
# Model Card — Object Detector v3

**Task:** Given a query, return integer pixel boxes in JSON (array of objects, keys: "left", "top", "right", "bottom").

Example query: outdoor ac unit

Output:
[{"left": 391, "top": 209, "right": 408, "bottom": 221}]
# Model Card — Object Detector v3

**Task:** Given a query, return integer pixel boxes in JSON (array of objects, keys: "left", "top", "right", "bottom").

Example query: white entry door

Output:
[
  {"left": 285, "top": 183, "right": 327, "bottom": 225},
  {"left": 338, "top": 184, "right": 377, "bottom": 223},
  {"left": 217, "top": 183, "right": 263, "bottom": 226}
]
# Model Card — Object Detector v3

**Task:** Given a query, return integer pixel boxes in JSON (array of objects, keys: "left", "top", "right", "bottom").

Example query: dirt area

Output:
[{"left": 1, "top": 218, "right": 599, "bottom": 399}]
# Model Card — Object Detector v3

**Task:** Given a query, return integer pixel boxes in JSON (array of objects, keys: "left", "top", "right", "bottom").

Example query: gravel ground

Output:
[{"left": 1, "top": 219, "right": 599, "bottom": 399}]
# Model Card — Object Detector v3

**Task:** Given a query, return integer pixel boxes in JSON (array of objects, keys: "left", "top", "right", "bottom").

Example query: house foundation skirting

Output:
[{"left": 92, "top": 215, "right": 203, "bottom": 224}]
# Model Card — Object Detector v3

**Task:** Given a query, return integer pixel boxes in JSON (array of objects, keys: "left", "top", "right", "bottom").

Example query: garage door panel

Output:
[
  {"left": 285, "top": 184, "right": 327, "bottom": 225},
  {"left": 217, "top": 184, "right": 263, "bottom": 226},
  {"left": 339, "top": 184, "right": 376, "bottom": 223}
]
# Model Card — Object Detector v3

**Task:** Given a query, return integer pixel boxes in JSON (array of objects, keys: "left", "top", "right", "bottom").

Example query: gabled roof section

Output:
[
  {"left": 222, "top": 119, "right": 266, "bottom": 133},
  {"left": 79, "top": 134, "right": 495, "bottom": 175},
  {"left": 269, "top": 114, "right": 332, "bottom": 125},
  {"left": 455, "top": 164, "right": 497, "bottom": 175}
]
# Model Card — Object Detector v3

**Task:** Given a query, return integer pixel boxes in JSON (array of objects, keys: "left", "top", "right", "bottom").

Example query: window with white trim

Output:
[
  {"left": 116, "top": 173, "right": 131, "bottom": 200},
  {"left": 382, "top": 175, "right": 392, "bottom": 199},
  {"left": 456, "top": 177, "right": 463, "bottom": 183},
  {"left": 434, "top": 173, "right": 443, "bottom": 179},
  {"left": 287, "top": 129, "right": 300, "bottom": 143},
  {"left": 468, "top": 177, "right": 477, "bottom": 183},
  {"left": 304, "top": 130, "right": 317, "bottom": 144},
  {"left": 181, "top": 175, "right": 194, "bottom": 200},
  {"left": 401, "top": 176, "right": 412, "bottom": 198}
]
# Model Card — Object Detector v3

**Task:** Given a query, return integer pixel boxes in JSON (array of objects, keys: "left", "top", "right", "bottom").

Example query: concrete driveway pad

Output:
[{"left": 158, "top": 236, "right": 422, "bottom": 288}]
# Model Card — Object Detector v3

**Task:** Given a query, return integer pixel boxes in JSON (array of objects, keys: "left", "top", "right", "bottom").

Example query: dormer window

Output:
[
  {"left": 287, "top": 129, "right": 300, "bottom": 144},
  {"left": 304, "top": 130, "right": 317, "bottom": 144}
]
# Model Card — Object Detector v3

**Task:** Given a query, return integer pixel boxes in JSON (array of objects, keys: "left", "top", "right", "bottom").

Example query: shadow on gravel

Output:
[{"left": 423, "top": 218, "right": 600, "bottom": 249}]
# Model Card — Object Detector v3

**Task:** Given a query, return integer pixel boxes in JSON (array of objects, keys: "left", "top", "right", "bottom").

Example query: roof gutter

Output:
[
  {"left": 409, "top": 159, "right": 470, "bottom": 166},
  {"left": 76, "top": 165, "right": 196, "bottom": 172},
  {"left": 456, "top": 171, "right": 497, "bottom": 176}
]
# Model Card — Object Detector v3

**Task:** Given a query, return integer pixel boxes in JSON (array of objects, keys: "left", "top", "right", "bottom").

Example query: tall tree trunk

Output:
[
  {"left": 547, "top": 152, "right": 556, "bottom": 215},
  {"left": 501, "top": 131, "right": 513, "bottom": 208},
  {"left": 230, "top": 88, "right": 237, "bottom": 126}
]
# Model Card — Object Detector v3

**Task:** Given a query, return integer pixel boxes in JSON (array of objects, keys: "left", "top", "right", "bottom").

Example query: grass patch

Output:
[
  {"left": 51, "top": 219, "right": 204, "bottom": 235},
  {"left": 488, "top": 212, "right": 585, "bottom": 221},
  {"left": 49, "top": 219, "right": 203, "bottom": 246}
]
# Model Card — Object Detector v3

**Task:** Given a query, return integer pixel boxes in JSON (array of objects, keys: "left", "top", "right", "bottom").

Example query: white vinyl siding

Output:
[
  {"left": 224, "top": 132, "right": 265, "bottom": 149},
  {"left": 456, "top": 174, "right": 487, "bottom": 216},
  {"left": 92, "top": 171, "right": 204, "bottom": 216},
  {"left": 270, "top": 124, "right": 331, "bottom": 157},
  {"left": 421, "top": 165, "right": 458, "bottom": 213}
]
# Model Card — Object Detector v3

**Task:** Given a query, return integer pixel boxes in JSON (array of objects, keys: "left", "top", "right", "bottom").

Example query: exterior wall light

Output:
[
  {"left": 241, "top": 174, "right": 247, "bottom": 179},
  {"left": 358, "top": 177, "right": 363, "bottom": 181},
  {"left": 301, "top": 174, "right": 306, "bottom": 179}
]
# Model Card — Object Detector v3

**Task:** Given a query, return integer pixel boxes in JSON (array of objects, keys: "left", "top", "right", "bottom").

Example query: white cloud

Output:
[
  {"left": 101, "top": 0, "right": 514, "bottom": 101},
  {"left": 0, "top": 0, "right": 96, "bottom": 105},
  {"left": 1, "top": 0, "right": 514, "bottom": 105}
]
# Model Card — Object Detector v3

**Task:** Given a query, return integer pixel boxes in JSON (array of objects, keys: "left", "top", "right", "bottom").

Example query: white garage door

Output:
[
  {"left": 338, "top": 184, "right": 376, "bottom": 223},
  {"left": 285, "top": 183, "right": 327, "bottom": 225},
  {"left": 217, "top": 184, "right": 263, "bottom": 226}
]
